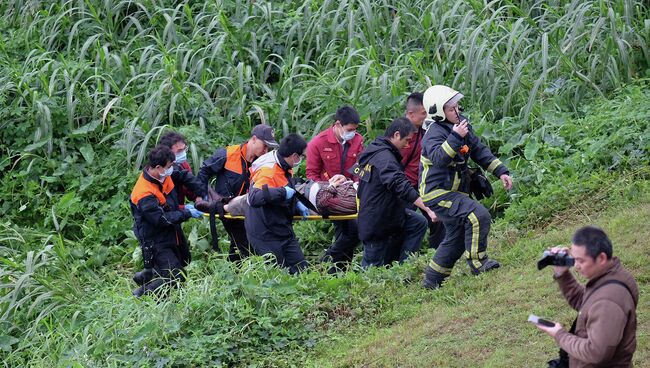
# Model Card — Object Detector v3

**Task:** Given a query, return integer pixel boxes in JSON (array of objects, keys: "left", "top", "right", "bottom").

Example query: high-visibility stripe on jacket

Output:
[{"left": 419, "top": 120, "right": 508, "bottom": 204}]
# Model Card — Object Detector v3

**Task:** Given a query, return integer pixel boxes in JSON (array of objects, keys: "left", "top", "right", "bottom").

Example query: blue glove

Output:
[
  {"left": 185, "top": 204, "right": 203, "bottom": 219},
  {"left": 284, "top": 186, "right": 296, "bottom": 200},
  {"left": 295, "top": 201, "right": 310, "bottom": 219}
]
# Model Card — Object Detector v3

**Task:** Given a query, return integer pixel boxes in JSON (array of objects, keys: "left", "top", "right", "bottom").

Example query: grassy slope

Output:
[{"left": 308, "top": 192, "right": 650, "bottom": 367}]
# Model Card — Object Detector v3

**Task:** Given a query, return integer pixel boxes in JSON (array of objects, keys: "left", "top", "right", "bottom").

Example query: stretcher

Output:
[{"left": 203, "top": 213, "right": 357, "bottom": 221}]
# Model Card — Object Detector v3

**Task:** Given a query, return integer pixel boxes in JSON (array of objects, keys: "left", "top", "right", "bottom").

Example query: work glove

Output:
[
  {"left": 284, "top": 186, "right": 296, "bottom": 200},
  {"left": 185, "top": 204, "right": 204, "bottom": 218},
  {"left": 295, "top": 201, "right": 310, "bottom": 219}
]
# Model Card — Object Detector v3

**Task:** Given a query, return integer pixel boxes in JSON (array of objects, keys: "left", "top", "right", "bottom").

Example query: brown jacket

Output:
[{"left": 554, "top": 258, "right": 638, "bottom": 367}]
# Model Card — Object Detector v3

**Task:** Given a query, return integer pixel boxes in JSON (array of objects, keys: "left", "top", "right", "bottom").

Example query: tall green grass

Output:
[{"left": 0, "top": 0, "right": 649, "bottom": 366}]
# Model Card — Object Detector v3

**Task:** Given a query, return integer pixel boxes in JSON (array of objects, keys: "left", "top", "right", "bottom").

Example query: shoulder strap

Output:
[{"left": 583, "top": 279, "right": 637, "bottom": 308}]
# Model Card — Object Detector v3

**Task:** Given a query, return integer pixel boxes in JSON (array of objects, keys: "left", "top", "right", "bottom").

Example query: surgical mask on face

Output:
[
  {"left": 160, "top": 166, "right": 173, "bottom": 179},
  {"left": 341, "top": 130, "right": 355, "bottom": 142},
  {"left": 175, "top": 150, "right": 187, "bottom": 164},
  {"left": 293, "top": 155, "right": 302, "bottom": 168}
]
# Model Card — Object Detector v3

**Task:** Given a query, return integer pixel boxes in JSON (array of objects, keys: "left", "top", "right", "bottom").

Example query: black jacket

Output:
[
  {"left": 197, "top": 143, "right": 251, "bottom": 198},
  {"left": 357, "top": 137, "right": 420, "bottom": 241},
  {"left": 245, "top": 151, "right": 297, "bottom": 242},
  {"left": 130, "top": 168, "right": 206, "bottom": 248}
]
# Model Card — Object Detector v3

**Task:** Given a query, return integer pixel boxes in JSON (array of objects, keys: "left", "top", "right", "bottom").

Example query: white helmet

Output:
[{"left": 423, "top": 85, "right": 464, "bottom": 122}]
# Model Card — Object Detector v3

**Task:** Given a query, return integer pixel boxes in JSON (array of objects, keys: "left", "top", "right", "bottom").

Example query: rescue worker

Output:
[
  {"left": 536, "top": 226, "right": 638, "bottom": 368},
  {"left": 306, "top": 106, "right": 363, "bottom": 270},
  {"left": 159, "top": 131, "right": 196, "bottom": 207},
  {"left": 419, "top": 85, "right": 513, "bottom": 289},
  {"left": 130, "top": 145, "right": 206, "bottom": 297},
  {"left": 197, "top": 124, "right": 278, "bottom": 260},
  {"left": 399, "top": 92, "right": 445, "bottom": 249},
  {"left": 245, "top": 133, "right": 309, "bottom": 274},
  {"left": 357, "top": 117, "right": 437, "bottom": 268}
]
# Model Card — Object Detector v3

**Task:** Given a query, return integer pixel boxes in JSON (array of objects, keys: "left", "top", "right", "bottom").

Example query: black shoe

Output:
[
  {"left": 132, "top": 268, "right": 154, "bottom": 286},
  {"left": 467, "top": 258, "right": 500, "bottom": 275},
  {"left": 422, "top": 266, "right": 447, "bottom": 290},
  {"left": 132, "top": 286, "right": 145, "bottom": 297}
]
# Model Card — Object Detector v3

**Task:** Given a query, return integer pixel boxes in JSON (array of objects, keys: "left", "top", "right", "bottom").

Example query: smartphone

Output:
[{"left": 528, "top": 314, "right": 555, "bottom": 327}]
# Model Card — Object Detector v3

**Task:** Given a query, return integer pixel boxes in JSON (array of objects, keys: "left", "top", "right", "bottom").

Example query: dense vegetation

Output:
[{"left": 0, "top": 0, "right": 648, "bottom": 366}]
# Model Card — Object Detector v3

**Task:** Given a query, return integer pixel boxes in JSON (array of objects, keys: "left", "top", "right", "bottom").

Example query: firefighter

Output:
[
  {"left": 399, "top": 92, "right": 445, "bottom": 249},
  {"left": 197, "top": 124, "right": 277, "bottom": 260},
  {"left": 245, "top": 134, "right": 309, "bottom": 274},
  {"left": 419, "top": 85, "right": 513, "bottom": 289}
]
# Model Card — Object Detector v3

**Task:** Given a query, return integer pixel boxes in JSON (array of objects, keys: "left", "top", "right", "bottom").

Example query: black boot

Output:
[
  {"left": 467, "top": 257, "right": 500, "bottom": 275},
  {"left": 422, "top": 266, "right": 447, "bottom": 290},
  {"left": 132, "top": 285, "right": 145, "bottom": 297},
  {"left": 132, "top": 268, "right": 154, "bottom": 286}
]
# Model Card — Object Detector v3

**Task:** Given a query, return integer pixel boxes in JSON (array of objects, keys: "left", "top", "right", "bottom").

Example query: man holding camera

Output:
[{"left": 536, "top": 226, "right": 638, "bottom": 368}]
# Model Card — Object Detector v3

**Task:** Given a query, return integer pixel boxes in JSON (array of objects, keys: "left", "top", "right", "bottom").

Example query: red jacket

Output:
[
  {"left": 399, "top": 127, "right": 424, "bottom": 187},
  {"left": 306, "top": 126, "right": 364, "bottom": 182},
  {"left": 176, "top": 160, "right": 197, "bottom": 205}
]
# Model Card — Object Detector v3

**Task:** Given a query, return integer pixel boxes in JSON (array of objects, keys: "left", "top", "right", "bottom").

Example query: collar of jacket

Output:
[
  {"left": 143, "top": 166, "right": 164, "bottom": 187},
  {"left": 377, "top": 136, "right": 403, "bottom": 161},
  {"left": 326, "top": 125, "right": 341, "bottom": 144},
  {"left": 275, "top": 151, "right": 293, "bottom": 172}
]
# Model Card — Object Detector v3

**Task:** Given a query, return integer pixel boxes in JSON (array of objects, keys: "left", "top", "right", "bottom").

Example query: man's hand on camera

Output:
[
  {"left": 535, "top": 321, "right": 562, "bottom": 337},
  {"left": 549, "top": 246, "right": 571, "bottom": 276}
]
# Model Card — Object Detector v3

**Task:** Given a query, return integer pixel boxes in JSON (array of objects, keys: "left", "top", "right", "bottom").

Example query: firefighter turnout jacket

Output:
[{"left": 419, "top": 119, "right": 508, "bottom": 203}]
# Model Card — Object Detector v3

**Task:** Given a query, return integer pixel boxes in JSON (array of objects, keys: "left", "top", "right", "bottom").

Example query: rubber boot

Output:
[
  {"left": 422, "top": 266, "right": 447, "bottom": 290},
  {"left": 467, "top": 257, "right": 500, "bottom": 275}
]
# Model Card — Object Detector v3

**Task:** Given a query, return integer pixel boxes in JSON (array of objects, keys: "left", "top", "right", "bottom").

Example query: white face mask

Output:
[
  {"left": 159, "top": 166, "right": 173, "bottom": 179},
  {"left": 175, "top": 150, "right": 187, "bottom": 164},
  {"left": 341, "top": 130, "right": 355, "bottom": 142},
  {"left": 292, "top": 155, "right": 302, "bottom": 168}
]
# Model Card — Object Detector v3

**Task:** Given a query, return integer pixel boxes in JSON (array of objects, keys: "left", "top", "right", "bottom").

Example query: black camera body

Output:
[{"left": 537, "top": 250, "right": 575, "bottom": 270}]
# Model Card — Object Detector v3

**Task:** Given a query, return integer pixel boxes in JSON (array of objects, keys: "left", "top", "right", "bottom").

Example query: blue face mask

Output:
[{"left": 175, "top": 151, "right": 187, "bottom": 164}]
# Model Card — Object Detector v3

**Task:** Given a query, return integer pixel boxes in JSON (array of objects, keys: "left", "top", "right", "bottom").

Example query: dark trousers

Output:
[
  {"left": 425, "top": 192, "right": 492, "bottom": 276},
  {"left": 362, "top": 209, "right": 428, "bottom": 268},
  {"left": 222, "top": 218, "right": 253, "bottom": 262},
  {"left": 323, "top": 219, "right": 360, "bottom": 264},
  {"left": 426, "top": 212, "right": 446, "bottom": 249},
  {"left": 141, "top": 242, "right": 187, "bottom": 295},
  {"left": 408, "top": 186, "right": 445, "bottom": 249},
  {"left": 248, "top": 235, "right": 308, "bottom": 274}
]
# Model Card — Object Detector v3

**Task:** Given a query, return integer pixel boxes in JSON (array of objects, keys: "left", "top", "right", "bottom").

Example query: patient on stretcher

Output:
[{"left": 225, "top": 176, "right": 358, "bottom": 216}]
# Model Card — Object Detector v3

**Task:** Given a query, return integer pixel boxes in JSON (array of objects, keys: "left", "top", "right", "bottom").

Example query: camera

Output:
[{"left": 537, "top": 250, "right": 575, "bottom": 270}]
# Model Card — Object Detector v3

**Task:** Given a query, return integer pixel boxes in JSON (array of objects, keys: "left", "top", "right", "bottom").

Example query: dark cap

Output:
[{"left": 251, "top": 124, "right": 279, "bottom": 148}]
